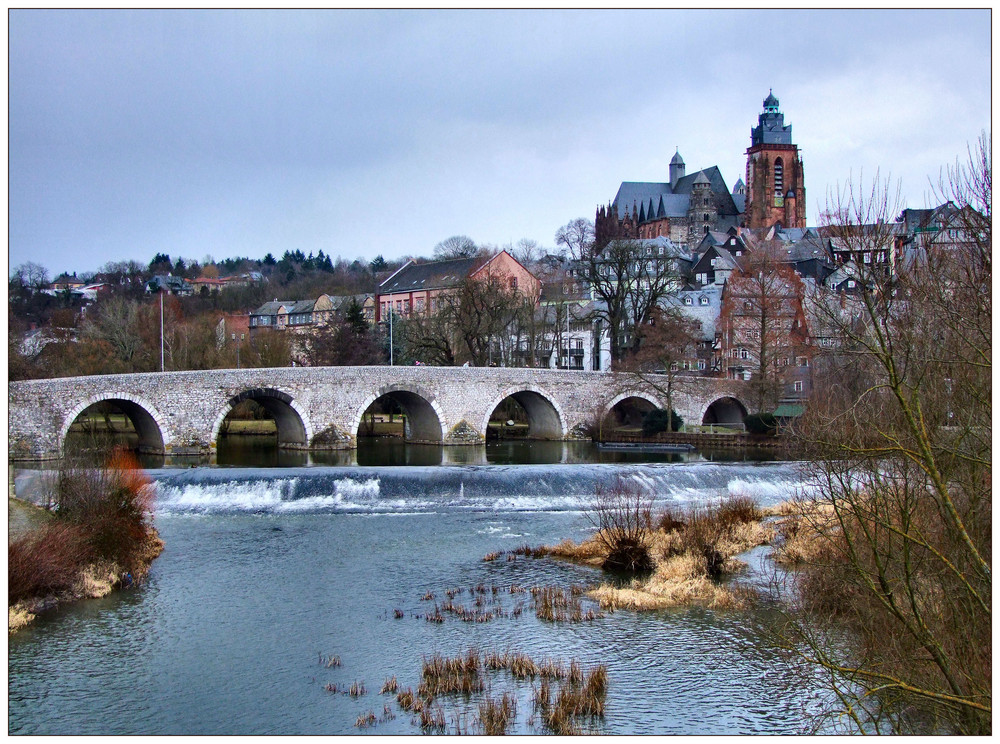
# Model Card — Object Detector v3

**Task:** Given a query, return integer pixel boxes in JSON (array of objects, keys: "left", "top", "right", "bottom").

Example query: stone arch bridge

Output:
[{"left": 8, "top": 367, "right": 751, "bottom": 460}]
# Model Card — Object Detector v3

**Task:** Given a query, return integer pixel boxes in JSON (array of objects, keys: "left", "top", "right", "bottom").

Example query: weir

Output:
[{"left": 8, "top": 366, "right": 751, "bottom": 460}]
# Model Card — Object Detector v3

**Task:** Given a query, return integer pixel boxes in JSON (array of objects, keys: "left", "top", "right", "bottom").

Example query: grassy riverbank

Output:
[{"left": 8, "top": 450, "right": 163, "bottom": 635}]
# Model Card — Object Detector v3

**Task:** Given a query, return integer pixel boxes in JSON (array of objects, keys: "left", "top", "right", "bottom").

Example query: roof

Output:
[
  {"left": 251, "top": 299, "right": 317, "bottom": 316},
  {"left": 611, "top": 165, "right": 742, "bottom": 221},
  {"left": 773, "top": 404, "right": 805, "bottom": 418},
  {"left": 378, "top": 255, "right": 486, "bottom": 294}
]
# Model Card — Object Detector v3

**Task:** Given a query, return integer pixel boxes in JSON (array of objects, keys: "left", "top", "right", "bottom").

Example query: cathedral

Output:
[{"left": 595, "top": 91, "right": 806, "bottom": 249}]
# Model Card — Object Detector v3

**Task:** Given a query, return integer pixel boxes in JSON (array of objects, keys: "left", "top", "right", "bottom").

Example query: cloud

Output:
[{"left": 8, "top": 9, "right": 991, "bottom": 274}]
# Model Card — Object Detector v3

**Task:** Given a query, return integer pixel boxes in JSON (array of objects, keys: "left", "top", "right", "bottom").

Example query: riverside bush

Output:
[
  {"left": 9, "top": 447, "right": 160, "bottom": 614},
  {"left": 641, "top": 407, "right": 682, "bottom": 435},
  {"left": 744, "top": 412, "right": 778, "bottom": 435},
  {"left": 8, "top": 522, "right": 92, "bottom": 604},
  {"left": 56, "top": 448, "right": 156, "bottom": 574}
]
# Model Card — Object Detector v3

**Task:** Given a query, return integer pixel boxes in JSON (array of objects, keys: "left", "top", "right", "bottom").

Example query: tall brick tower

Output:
[{"left": 745, "top": 90, "right": 806, "bottom": 229}]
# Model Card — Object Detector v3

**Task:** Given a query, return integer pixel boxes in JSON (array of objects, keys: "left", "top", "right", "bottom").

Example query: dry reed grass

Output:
[
  {"left": 548, "top": 494, "right": 780, "bottom": 612},
  {"left": 768, "top": 500, "right": 838, "bottom": 566},
  {"left": 379, "top": 676, "right": 398, "bottom": 694},
  {"left": 533, "top": 663, "right": 608, "bottom": 734},
  {"left": 478, "top": 692, "right": 517, "bottom": 735}
]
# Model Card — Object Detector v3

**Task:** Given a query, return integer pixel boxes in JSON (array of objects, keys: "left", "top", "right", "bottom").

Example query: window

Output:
[
  {"left": 793, "top": 381, "right": 803, "bottom": 392},
  {"left": 698, "top": 360, "right": 706, "bottom": 370},
  {"left": 699, "top": 296, "right": 710, "bottom": 306},
  {"left": 683, "top": 296, "right": 693, "bottom": 305},
  {"left": 847, "top": 280, "right": 856, "bottom": 289},
  {"left": 774, "top": 157, "right": 784, "bottom": 195},
  {"left": 740, "top": 348, "right": 749, "bottom": 359},
  {"left": 415, "top": 297, "right": 425, "bottom": 313}
]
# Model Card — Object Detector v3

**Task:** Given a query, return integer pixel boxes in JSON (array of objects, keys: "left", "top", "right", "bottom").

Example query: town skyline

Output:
[{"left": 9, "top": 9, "right": 991, "bottom": 276}]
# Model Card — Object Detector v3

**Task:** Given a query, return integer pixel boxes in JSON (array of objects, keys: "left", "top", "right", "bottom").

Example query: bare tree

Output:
[
  {"left": 624, "top": 307, "right": 701, "bottom": 424},
  {"left": 554, "top": 218, "right": 594, "bottom": 257},
  {"left": 10, "top": 262, "right": 50, "bottom": 293},
  {"left": 779, "top": 143, "right": 991, "bottom": 734},
  {"left": 81, "top": 296, "right": 149, "bottom": 370},
  {"left": 573, "top": 237, "right": 682, "bottom": 364},
  {"left": 432, "top": 235, "right": 479, "bottom": 260},
  {"left": 718, "top": 240, "right": 809, "bottom": 412}
]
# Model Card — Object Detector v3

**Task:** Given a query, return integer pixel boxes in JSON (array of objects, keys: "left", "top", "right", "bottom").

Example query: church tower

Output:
[{"left": 745, "top": 90, "right": 806, "bottom": 229}]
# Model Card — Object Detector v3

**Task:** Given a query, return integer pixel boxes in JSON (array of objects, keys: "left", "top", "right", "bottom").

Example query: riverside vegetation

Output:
[{"left": 8, "top": 448, "right": 163, "bottom": 634}]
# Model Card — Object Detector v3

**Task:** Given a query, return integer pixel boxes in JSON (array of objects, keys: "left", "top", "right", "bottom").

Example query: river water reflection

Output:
[{"left": 9, "top": 441, "right": 833, "bottom": 735}]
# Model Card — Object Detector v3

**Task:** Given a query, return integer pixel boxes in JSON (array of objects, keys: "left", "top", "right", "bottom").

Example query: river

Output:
[{"left": 8, "top": 441, "right": 835, "bottom": 735}]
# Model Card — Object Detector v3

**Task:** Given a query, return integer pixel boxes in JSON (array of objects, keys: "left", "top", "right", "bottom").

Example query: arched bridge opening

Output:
[
  {"left": 485, "top": 390, "right": 563, "bottom": 440},
  {"left": 602, "top": 395, "right": 659, "bottom": 436},
  {"left": 702, "top": 397, "right": 748, "bottom": 427},
  {"left": 356, "top": 389, "right": 443, "bottom": 444},
  {"left": 63, "top": 398, "right": 165, "bottom": 456},
  {"left": 215, "top": 388, "right": 309, "bottom": 449}
]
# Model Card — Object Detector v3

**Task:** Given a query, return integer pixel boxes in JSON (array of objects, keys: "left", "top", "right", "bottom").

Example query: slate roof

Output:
[
  {"left": 611, "top": 166, "right": 743, "bottom": 223},
  {"left": 378, "top": 256, "right": 486, "bottom": 294},
  {"left": 661, "top": 285, "right": 724, "bottom": 340},
  {"left": 251, "top": 299, "right": 316, "bottom": 316}
]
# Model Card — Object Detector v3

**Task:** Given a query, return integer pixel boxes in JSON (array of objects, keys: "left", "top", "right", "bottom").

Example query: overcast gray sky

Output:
[{"left": 8, "top": 9, "right": 992, "bottom": 276}]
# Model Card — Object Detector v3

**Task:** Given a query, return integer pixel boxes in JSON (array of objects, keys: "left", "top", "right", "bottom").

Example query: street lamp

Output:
[{"left": 231, "top": 332, "right": 244, "bottom": 368}]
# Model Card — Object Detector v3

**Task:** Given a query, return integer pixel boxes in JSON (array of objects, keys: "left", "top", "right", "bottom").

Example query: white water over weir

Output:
[{"left": 150, "top": 461, "right": 813, "bottom": 516}]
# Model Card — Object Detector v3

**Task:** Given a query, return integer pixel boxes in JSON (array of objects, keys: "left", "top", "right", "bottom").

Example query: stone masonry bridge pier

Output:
[{"left": 8, "top": 366, "right": 751, "bottom": 460}]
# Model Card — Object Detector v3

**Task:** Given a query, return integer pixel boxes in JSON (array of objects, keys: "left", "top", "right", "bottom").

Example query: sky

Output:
[{"left": 7, "top": 9, "right": 993, "bottom": 277}]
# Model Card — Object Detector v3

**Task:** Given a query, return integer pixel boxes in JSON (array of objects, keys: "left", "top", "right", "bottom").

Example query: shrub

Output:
[
  {"left": 641, "top": 408, "right": 682, "bottom": 435},
  {"left": 656, "top": 505, "right": 686, "bottom": 533},
  {"left": 8, "top": 522, "right": 92, "bottom": 603},
  {"left": 57, "top": 449, "right": 153, "bottom": 572},
  {"left": 588, "top": 478, "right": 654, "bottom": 574},
  {"left": 715, "top": 494, "right": 763, "bottom": 526},
  {"left": 55, "top": 448, "right": 156, "bottom": 574},
  {"left": 744, "top": 412, "right": 778, "bottom": 435}
]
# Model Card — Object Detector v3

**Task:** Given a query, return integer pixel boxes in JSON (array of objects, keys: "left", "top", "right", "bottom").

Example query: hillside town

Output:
[
  {"left": 8, "top": 92, "right": 981, "bottom": 424},
  {"left": 8, "top": 8, "right": 991, "bottom": 738}
]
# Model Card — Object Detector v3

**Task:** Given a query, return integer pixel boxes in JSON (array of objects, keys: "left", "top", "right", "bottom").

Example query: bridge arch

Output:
[
  {"left": 59, "top": 393, "right": 170, "bottom": 455},
  {"left": 211, "top": 388, "right": 312, "bottom": 448},
  {"left": 481, "top": 386, "right": 566, "bottom": 440},
  {"left": 352, "top": 384, "right": 444, "bottom": 443},
  {"left": 601, "top": 391, "right": 664, "bottom": 430},
  {"left": 700, "top": 396, "right": 749, "bottom": 426}
]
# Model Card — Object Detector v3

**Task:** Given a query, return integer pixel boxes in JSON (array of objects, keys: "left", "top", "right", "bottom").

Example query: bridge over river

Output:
[{"left": 8, "top": 366, "right": 750, "bottom": 460}]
